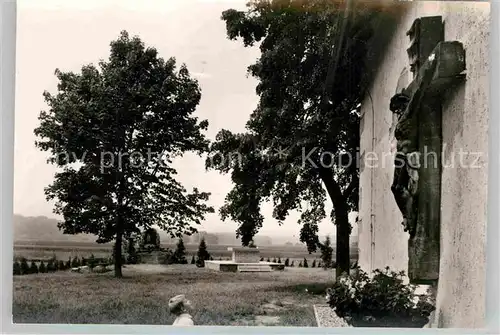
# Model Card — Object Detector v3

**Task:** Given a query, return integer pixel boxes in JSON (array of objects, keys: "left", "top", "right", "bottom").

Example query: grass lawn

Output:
[{"left": 13, "top": 264, "right": 336, "bottom": 326}]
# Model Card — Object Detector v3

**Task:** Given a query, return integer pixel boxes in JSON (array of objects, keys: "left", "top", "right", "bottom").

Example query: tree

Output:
[
  {"left": 312, "top": 259, "right": 316, "bottom": 268},
  {"left": 196, "top": 237, "right": 211, "bottom": 267},
  {"left": 278, "top": 257, "right": 282, "bottom": 264},
  {"left": 207, "top": 0, "right": 379, "bottom": 278},
  {"left": 260, "top": 257, "right": 264, "bottom": 261},
  {"left": 13, "top": 261, "right": 21, "bottom": 275},
  {"left": 284, "top": 258, "right": 289, "bottom": 267},
  {"left": 20, "top": 258, "right": 30, "bottom": 275},
  {"left": 173, "top": 238, "right": 188, "bottom": 264},
  {"left": 34, "top": 31, "right": 214, "bottom": 278},
  {"left": 290, "top": 260, "right": 295, "bottom": 267},
  {"left": 273, "top": 257, "right": 277, "bottom": 263},
  {"left": 298, "top": 261, "right": 303, "bottom": 268},
  {"left": 191, "top": 255, "right": 196, "bottom": 264},
  {"left": 31, "top": 261, "right": 39, "bottom": 274},
  {"left": 266, "top": 258, "right": 271, "bottom": 262},
  {"left": 303, "top": 258, "right": 309, "bottom": 268},
  {"left": 320, "top": 235, "right": 333, "bottom": 269},
  {"left": 58, "top": 260, "right": 65, "bottom": 271},
  {"left": 65, "top": 258, "right": 71, "bottom": 269}
]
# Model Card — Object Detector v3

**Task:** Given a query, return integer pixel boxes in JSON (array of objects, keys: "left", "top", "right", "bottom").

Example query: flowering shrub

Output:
[{"left": 326, "top": 266, "right": 435, "bottom": 327}]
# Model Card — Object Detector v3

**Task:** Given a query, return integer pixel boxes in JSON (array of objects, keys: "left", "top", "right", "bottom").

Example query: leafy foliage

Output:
[
  {"left": 208, "top": 0, "right": 380, "bottom": 277},
  {"left": 326, "top": 267, "right": 435, "bottom": 327},
  {"left": 20, "top": 258, "right": 30, "bottom": 275},
  {"left": 13, "top": 261, "right": 21, "bottom": 275},
  {"left": 34, "top": 31, "right": 214, "bottom": 277}
]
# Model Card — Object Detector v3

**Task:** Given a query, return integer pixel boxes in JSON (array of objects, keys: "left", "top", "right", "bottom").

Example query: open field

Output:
[
  {"left": 13, "top": 264, "right": 336, "bottom": 326},
  {"left": 13, "top": 240, "right": 358, "bottom": 265}
]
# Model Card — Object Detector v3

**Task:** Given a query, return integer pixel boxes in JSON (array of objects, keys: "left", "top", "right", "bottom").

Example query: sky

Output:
[{"left": 14, "top": 0, "right": 356, "bottom": 240}]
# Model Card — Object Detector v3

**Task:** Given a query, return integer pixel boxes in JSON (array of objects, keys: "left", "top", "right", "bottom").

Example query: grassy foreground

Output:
[{"left": 13, "top": 264, "right": 335, "bottom": 326}]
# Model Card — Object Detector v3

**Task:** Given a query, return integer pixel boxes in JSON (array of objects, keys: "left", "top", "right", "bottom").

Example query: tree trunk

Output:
[
  {"left": 319, "top": 168, "right": 351, "bottom": 279},
  {"left": 114, "top": 228, "right": 123, "bottom": 278}
]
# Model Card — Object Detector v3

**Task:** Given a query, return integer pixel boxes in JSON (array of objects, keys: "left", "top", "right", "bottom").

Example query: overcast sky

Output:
[{"left": 14, "top": 0, "right": 355, "bottom": 239}]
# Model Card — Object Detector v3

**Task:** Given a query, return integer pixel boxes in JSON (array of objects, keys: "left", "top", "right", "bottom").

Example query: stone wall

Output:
[{"left": 358, "top": 1, "right": 489, "bottom": 328}]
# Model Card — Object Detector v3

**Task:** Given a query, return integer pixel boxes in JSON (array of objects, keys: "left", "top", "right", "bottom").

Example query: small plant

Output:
[
  {"left": 284, "top": 258, "right": 289, "bottom": 267},
  {"left": 39, "top": 261, "right": 47, "bottom": 273},
  {"left": 326, "top": 266, "right": 435, "bottom": 327},
  {"left": 71, "top": 256, "right": 80, "bottom": 268},
  {"left": 30, "top": 261, "right": 39, "bottom": 274},
  {"left": 13, "top": 261, "right": 21, "bottom": 275}
]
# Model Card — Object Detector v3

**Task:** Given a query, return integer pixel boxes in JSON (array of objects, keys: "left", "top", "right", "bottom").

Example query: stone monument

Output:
[{"left": 205, "top": 247, "right": 285, "bottom": 272}]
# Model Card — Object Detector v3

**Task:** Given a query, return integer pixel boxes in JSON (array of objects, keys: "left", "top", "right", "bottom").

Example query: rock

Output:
[{"left": 71, "top": 267, "right": 81, "bottom": 273}]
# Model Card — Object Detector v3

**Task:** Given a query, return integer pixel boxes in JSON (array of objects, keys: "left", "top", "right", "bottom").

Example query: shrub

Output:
[
  {"left": 30, "top": 261, "right": 39, "bottom": 274},
  {"left": 284, "top": 258, "right": 290, "bottom": 267},
  {"left": 191, "top": 256, "right": 196, "bottom": 264},
  {"left": 88, "top": 254, "right": 98, "bottom": 269},
  {"left": 290, "top": 260, "right": 295, "bottom": 267},
  {"left": 312, "top": 259, "right": 316, "bottom": 268},
  {"left": 260, "top": 257, "right": 264, "bottom": 261},
  {"left": 39, "top": 261, "right": 47, "bottom": 273},
  {"left": 303, "top": 258, "right": 309, "bottom": 268},
  {"left": 20, "top": 258, "right": 30, "bottom": 275},
  {"left": 66, "top": 258, "right": 71, "bottom": 269},
  {"left": 278, "top": 257, "right": 282, "bottom": 264},
  {"left": 266, "top": 258, "right": 271, "bottom": 262},
  {"left": 298, "top": 261, "right": 303, "bottom": 268},
  {"left": 13, "top": 261, "right": 21, "bottom": 275},
  {"left": 326, "top": 267, "right": 435, "bottom": 327},
  {"left": 47, "top": 260, "right": 56, "bottom": 272},
  {"left": 272, "top": 258, "right": 277, "bottom": 263},
  {"left": 58, "top": 260, "right": 65, "bottom": 271},
  {"left": 71, "top": 256, "right": 80, "bottom": 268}
]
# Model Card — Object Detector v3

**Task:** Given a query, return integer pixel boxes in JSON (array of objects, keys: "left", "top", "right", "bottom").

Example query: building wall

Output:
[{"left": 358, "top": 1, "right": 489, "bottom": 328}]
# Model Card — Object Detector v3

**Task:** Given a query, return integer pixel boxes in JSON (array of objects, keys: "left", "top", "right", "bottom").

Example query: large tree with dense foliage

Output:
[
  {"left": 34, "top": 31, "right": 214, "bottom": 277},
  {"left": 206, "top": 0, "right": 383, "bottom": 277}
]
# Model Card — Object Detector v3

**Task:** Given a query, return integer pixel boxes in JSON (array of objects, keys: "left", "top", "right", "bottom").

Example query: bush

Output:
[
  {"left": 266, "top": 258, "right": 270, "bottom": 262},
  {"left": 88, "top": 254, "right": 98, "bottom": 269},
  {"left": 278, "top": 257, "right": 282, "bottom": 264},
  {"left": 303, "top": 258, "right": 309, "bottom": 268},
  {"left": 30, "top": 261, "right": 39, "bottom": 274},
  {"left": 326, "top": 267, "right": 435, "bottom": 327},
  {"left": 47, "top": 260, "right": 56, "bottom": 272},
  {"left": 39, "top": 261, "right": 47, "bottom": 273},
  {"left": 260, "top": 257, "right": 264, "bottom": 261},
  {"left": 13, "top": 261, "right": 21, "bottom": 275},
  {"left": 284, "top": 258, "right": 289, "bottom": 267},
  {"left": 272, "top": 258, "right": 277, "bottom": 263},
  {"left": 191, "top": 256, "right": 196, "bottom": 264},
  {"left": 298, "top": 261, "right": 303, "bottom": 268},
  {"left": 58, "top": 260, "right": 65, "bottom": 271},
  {"left": 290, "top": 260, "right": 295, "bottom": 267},
  {"left": 71, "top": 256, "right": 80, "bottom": 268},
  {"left": 20, "top": 258, "right": 30, "bottom": 275}
]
